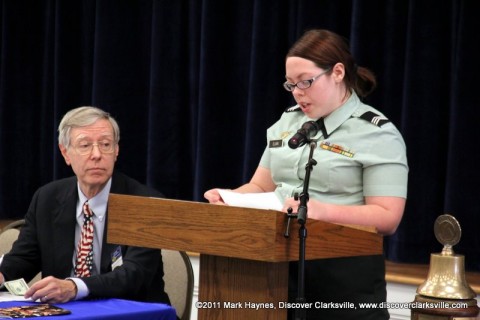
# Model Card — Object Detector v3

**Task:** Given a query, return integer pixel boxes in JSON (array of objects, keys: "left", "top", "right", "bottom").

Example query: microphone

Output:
[{"left": 288, "top": 121, "right": 321, "bottom": 149}]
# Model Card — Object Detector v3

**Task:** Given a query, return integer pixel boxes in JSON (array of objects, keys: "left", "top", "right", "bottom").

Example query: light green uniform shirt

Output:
[{"left": 259, "top": 92, "right": 408, "bottom": 205}]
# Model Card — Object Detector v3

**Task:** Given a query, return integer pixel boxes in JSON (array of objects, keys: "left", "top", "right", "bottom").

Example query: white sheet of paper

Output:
[
  {"left": 218, "top": 189, "right": 283, "bottom": 211},
  {"left": 0, "top": 291, "right": 32, "bottom": 302}
]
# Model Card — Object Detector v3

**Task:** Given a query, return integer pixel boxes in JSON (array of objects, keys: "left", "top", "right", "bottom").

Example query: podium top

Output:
[{"left": 107, "top": 194, "right": 382, "bottom": 262}]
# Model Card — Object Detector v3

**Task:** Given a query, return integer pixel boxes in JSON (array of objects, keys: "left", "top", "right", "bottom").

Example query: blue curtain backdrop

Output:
[{"left": 0, "top": 0, "right": 479, "bottom": 271}]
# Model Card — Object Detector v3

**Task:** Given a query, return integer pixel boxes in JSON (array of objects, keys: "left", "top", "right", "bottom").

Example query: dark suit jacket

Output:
[{"left": 0, "top": 171, "right": 170, "bottom": 304}]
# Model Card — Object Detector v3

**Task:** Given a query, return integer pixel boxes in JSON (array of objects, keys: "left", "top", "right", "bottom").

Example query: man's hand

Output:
[{"left": 24, "top": 276, "right": 77, "bottom": 303}]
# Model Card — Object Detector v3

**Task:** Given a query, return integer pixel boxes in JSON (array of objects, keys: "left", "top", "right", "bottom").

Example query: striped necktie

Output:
[{"left": 74, "top": 201, "right": 94, "bottom": 277}]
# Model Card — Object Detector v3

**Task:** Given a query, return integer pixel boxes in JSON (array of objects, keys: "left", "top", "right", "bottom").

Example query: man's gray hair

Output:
[{"left": 58, "top": 106, "right": 120, "bottom": 148}]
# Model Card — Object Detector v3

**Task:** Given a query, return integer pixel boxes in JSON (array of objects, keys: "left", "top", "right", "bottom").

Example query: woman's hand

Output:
[{"left": 204, "top": 188, "right": 227, "bottom": 205}]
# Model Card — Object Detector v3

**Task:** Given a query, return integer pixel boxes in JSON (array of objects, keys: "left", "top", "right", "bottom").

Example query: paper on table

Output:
[
  {"left": 218, "top": 189, "right": 283, "bottom": 211},
  {"left": 0, "top": 291, "right": 32, "bottom": 302}
]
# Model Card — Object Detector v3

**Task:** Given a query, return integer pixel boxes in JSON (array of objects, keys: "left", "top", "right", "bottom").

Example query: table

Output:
[{"left": 0, "top": 298, "right": 177, "bottom": 319}]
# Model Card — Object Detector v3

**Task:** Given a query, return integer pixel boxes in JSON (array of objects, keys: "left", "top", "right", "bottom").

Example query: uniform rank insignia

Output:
[
  {"left": 320, "top": 141, "right": 354, "bottom": 157},
  {"left": 359, "top": 111, "right": 390, "bottom": 127}
]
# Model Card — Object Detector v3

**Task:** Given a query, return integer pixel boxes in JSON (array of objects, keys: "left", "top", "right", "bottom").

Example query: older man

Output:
[{"left": 0, "top": 106, "right": 171, "bottom": 305}]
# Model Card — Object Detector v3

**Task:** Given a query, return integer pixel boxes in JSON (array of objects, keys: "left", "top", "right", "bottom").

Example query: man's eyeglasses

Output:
[
  {"left": 73, "top": 141, "right": 116, "bottom": 155},
  {"left": 283, "top": 68, "right": 331, "bottom": 92}
]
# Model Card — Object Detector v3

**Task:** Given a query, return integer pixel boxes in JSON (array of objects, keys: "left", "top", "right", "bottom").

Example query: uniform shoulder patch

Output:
[
  {"left": 358, "top": 111, "right": 390, "bottom": 127},
  {"left": 284, "top": 105, "right": 302, "bottom": 113}
]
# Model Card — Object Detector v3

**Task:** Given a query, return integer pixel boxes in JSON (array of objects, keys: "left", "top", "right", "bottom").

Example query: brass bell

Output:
[
  {"left": 417, "top": 214, "right": 475, "bottom": 299},
  {"left": 412, "top": 214, "right": 479, "bottom": 320},
  {"left": 416, "top": 251, "right": 476, "bottom": 299}
]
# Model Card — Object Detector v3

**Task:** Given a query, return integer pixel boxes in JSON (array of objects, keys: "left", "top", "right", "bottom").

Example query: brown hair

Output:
[{"left": 287, "top": 29, "right": 377, "bottom": 98}]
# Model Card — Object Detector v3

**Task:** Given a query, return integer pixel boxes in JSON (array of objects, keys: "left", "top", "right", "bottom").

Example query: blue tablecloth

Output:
[{"left": 0, "top": 298, "right": 177, "bottom": 320}]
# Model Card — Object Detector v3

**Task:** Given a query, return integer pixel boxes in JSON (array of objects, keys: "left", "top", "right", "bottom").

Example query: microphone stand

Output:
[{"left": 284, "top": 140, "right": 317, "bottom": 320}]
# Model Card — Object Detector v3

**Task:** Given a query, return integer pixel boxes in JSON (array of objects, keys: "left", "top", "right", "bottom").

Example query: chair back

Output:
[
  {"left": 0, "top": 219, "right": 41, "bottom": 285},
  {"left": 0, "top": 229, "right": 21, "bottom": 255},
  {"left": 162, "top": 250, "right": 194, "bottom": 320},
  {"left": 0, "top": 219, "right": 24, "bottom": 255}
]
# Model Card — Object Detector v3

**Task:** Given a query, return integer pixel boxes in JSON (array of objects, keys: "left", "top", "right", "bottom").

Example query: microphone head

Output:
[
  {"left": 288, "top": 136, "right": 303, "bottom": 149},
  {"left": 288, "top": 121, "right": 320, "bottom": 149}
]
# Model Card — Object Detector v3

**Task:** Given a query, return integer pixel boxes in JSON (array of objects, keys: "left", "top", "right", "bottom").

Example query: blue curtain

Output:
[{"left": 0, "top": 0, "right": 479, "bottom": 271}]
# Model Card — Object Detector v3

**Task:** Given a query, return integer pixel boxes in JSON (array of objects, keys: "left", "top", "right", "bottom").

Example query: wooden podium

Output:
[{"left": 107, "top": 193, "right": 382, "bottom": 320}]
